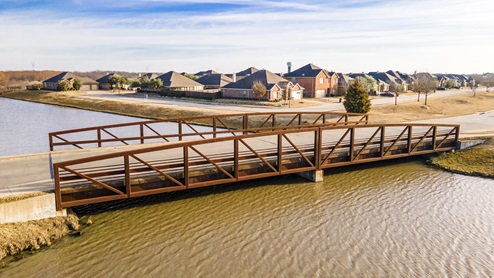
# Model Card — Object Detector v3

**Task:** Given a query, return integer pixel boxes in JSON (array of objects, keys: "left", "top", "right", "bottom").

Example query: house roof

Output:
[
  {"left": 368, "top": 72, "right": 400, "bottom": 86},
  {"left": 44, "top": 72, "right": 98, "bottom": 85},
  {"left": 43, "top": 72, "right": 76, "bottom": 83},
  {"left": 196, "top": 74, "right": 233, "bottom": 87},
  {"left": 223, "top": 69, "right": 291, "bottom": 90},
  {"left": 337, "top": 73, "right": 354, "bottom": 86},
  {"left": 236, "top": 67, "right": 259, "bottom": 77},
  {"left": 195, "top": 70, "right": 219, "bottom": 77},
  {"left": 96, "top": 73, "right": 117, "bottom": 84},
  {"left": 284, "top": 63, "right": 328, "bottom": 78},
  {"left": 157, "top": 71, "right": 204, "bottom": 88}
]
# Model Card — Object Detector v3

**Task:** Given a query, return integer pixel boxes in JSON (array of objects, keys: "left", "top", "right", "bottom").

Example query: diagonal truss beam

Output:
[
  {"left": 130, "top": 154, "right": 184, "bottom": 187},
  {"left": 53, "top": 134, "right": 84, "bottom": 149},
  {"left": 188, "top": 146, "right": 235, "bottom": 180},
  {"left": 353, "top": 127, "right": 382, "bottom": 159},
  {"left": 321, "top": 128, "right": 351, "bottom": 165},
  {"left": 60, "top": 166, "right": 125, "bottom": 195},
  {"left": 282, "top": 134, "right": 315, "bottom": 168},
  {"left": 101, "top": 128, "right": 130, "bottom": 145},
  {"left": 435, "top": 127, "right": 458, "bottom": 149},
  {"left": 382, "top": 126, "right": 409, "bottom": 157},
  {"left": 144, "top": 123, "right": 170, "bottom": 142},
  {"left": 183, "top": 121, "right": 206, "bottom": 139},
  {"left": 239, "top": 139, "right": 278, "bottom": 173},
  {"left": 409, "top": 126, "right": 434, "bottom": 153}
]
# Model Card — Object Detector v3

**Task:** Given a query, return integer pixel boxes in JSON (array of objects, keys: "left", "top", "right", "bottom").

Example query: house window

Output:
[{"left": 320, "top": 78, "right": 324, "bottom": 84}]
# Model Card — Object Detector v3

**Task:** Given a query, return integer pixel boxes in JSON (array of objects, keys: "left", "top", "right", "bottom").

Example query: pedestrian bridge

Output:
[{"left": 49, "top": 112, "right": 459, "bottom": 210}]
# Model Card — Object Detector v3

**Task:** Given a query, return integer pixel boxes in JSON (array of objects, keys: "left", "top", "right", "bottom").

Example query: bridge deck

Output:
[{"left": 53, "top": 123, "right": 459, "bottom": 209}]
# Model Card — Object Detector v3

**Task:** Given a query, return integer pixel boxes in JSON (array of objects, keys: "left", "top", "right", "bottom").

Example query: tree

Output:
[
  {"left": 184, "top": 73, "right": 198, "bottom": 81},
  {"left": 149, "top": 78, "right": 163, "bottom": 89},
  {"left": 481, "top": 75, "right": 494, "bottom": 92},
  {"left": 119, "top": 76, "right": 130, "bottom": 89},
  {"left": 57, "top": 80, "right": 70, "bottom": 91},
  {"left": 139, "top": 76, "right": 150, "bottom": 88},
  {"left": 72, "top": 78, "right": 82, "bottom": 91},
  {"left": 354, "top": 76, "right": 377, "bottom": 94},
  {"left": 108, "top": 75, "right": 120, "bottom": 90},
  {"left": 468, "top": 79, "right": 478, "bottom": 97},
  {"left": 252, "top": 80, "right": 267, "bottom": 100},
  {"left": 343, "top": 78, "right": 371, "bottom": 113},
  {"left": 444, "top": 79, "right": 457, "bottom": 89},
  {"left": 412, "top": 74, "right": 438, "bottom": 105}
]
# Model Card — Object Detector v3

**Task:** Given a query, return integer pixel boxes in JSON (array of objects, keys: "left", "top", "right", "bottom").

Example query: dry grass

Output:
[
  {"left": 370, "top": 91, "right": 494, "bottom": 123},
  {"left": 0, "top": 192, "right": 48, "bottom": 204},
  {"left": 3, "top": 90, "right": 207, "bottom": 120},
  {"left": 0, "top": 213, "right": 80, "bottom": 261},
  {"left": 431, "top": 137, "right": 494, "bottom": 178}
]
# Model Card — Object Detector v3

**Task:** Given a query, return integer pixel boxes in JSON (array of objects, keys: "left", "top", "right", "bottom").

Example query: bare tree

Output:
[
  {"left": 481, "top": 74, "right": 494, "bottom": 92},
  {"left": 412, "top": 74, "right": 438, "bottom": 105},
  {"left": 252, "top": 80, "right": 267, "bottom": 100},
  {"left": 468, "top": 79, "right": 478, "bottom": 97}
]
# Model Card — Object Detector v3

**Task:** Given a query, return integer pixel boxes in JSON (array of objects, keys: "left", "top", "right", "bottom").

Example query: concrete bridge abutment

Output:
[{"left": 296, "top": 170, "right": 324, "bottom": 182}]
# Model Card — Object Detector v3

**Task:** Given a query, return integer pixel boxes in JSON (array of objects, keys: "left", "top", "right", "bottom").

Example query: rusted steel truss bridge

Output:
[{"left": 49, "top": 112, "right": 459, "bottom": 209}]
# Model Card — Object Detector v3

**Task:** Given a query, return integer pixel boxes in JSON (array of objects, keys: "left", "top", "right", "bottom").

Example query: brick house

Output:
[
  {"left": 283, "top": 63, "right": 334, "bottom": 98},
  {"left": 221, "top": 69, "right": 303, "bottom": 101},
  {"left": 43, "top": 72, "right": 99, "bottom": 91}
]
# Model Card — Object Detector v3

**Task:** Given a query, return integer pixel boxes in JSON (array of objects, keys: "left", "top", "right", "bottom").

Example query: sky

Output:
[{"left": 0, "top": 0, "right": 493, "bottom": 74}]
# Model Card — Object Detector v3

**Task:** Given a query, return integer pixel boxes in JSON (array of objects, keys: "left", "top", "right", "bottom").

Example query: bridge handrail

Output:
[
  {"left": 49, "top": 111, "right": 369, "bottom": 151},
  {"left": 53, "top": 123, "right": 459, "bottom": 209}
]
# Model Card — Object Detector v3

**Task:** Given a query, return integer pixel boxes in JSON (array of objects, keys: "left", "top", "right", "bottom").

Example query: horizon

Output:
[{"left": 1, "top": 0, "right": 493, "bottom": 74}]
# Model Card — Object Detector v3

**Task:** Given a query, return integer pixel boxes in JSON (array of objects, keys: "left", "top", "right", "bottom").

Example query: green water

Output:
[{"left": 1, "top": 159, "right": 493, "bottom": 277}]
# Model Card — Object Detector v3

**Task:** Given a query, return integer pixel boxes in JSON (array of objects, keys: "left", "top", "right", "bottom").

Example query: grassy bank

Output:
[
  {"left": 0, "top": 213, "right": 80, "bottom": 262},
  {"left": 431, "top": 137, "right": 494, "bottom": 178},
  {"left": 2, "top": 90, "right": 207, "bottom": 120}
]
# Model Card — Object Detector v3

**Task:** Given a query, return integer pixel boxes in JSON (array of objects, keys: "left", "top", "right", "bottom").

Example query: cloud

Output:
[{"left": 0, "top": 0, "right": 493, "bottom": 73}]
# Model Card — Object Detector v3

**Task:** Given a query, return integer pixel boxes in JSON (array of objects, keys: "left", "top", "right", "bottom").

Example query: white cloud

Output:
[{"left": 0, "top": 0, "right": 493, "bottom": 73}]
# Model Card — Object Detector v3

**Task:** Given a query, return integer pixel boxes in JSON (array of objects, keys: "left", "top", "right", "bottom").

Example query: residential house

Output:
[
  {"left": 43, "top": 72, "right": 99, "bottom": 91},
  {"left": 283, "top": 63, "right": 333, "bottom": 98},
  {"left": 156, "top": 71, "right": 204, "bottom": 91},
  {"left": 337, "top": 73, "right": 354, "bottom": 95},
  {"left": 325, "top": 70, "right": 340, "bottom": 95},
  {"left": 367, "top": 71, "right": 405, "bottom": 93},
  {"left": 221, "top": 69, "right": 304, "bottom": 101},
  {"left": 196, "top": 74, "right": 233, "bottom": 89}
]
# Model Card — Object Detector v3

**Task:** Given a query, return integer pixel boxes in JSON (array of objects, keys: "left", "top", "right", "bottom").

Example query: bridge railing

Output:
[
  {"left": 53, "top": 123, "right": 459, "bottom": 209},
  {"left": 49, "top": 111, "right": 368, "bottom": 151}
]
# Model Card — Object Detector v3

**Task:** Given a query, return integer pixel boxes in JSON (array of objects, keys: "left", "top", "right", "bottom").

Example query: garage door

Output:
[{"left": 315, "top": 90, "right": 326, "bottom": 98}]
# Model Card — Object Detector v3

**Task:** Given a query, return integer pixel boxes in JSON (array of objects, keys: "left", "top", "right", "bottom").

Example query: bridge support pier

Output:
[{"left": 296, "top": 170, "right": 324, "bottom": 182}]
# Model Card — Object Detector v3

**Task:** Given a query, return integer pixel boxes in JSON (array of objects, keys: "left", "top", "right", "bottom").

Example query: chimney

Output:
[
  {"left": 233, "top": 73, "right": 236, "bottom": 82},
  {"left": 287, "top": 62, "right": 292, "bottom": 74}
]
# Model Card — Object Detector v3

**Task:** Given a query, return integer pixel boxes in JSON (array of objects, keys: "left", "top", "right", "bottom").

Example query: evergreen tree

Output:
[
  {"left": 72, "top": 78, "right": 82, "bottom": 90},
  {"left": 343, "top": 78, "right": 371, "bottom": 113}
]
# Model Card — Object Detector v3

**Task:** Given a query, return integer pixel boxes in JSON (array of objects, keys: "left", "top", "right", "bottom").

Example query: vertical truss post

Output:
[
  {"left": 213, "top": 117, "right": 217, "bottom": 138},
  {"left": 314, "top": 128, "right": 322, "bottom": 170},
  {"left": 345, "top": 114, "right": 349, "bottom": 125},
  {"left": 54, "top": 166, "right": 62, "bottom": 210},
  {"left": 49, "top": 134, "right": 54, "bottom": 151},
  {"left": 277, "top": 133, "right": 283, "bottom": 174},
  {"left": 178, "top": 120, "right": 183, "bottom": 141},
  {"left": 407, "top": 126, "right": 413, "bottom": 154},
  {"left": 298, "top": 113, "right": 302, "bottom": 127},
  {"left": 234, "top": 138, "right": 239, "bottom": 180},
  {"left": 350, "top": 127, "right": 355, "bottom": 162},
  {"left": 243, "top": 114, "right": 248, "bottom": 134},
  {"left": 97, "top": 128, "right": 102, "bottom": 148},
  {"left": 183, "top": 146, "right": 189, "bottom": 188},
  {"left": 432, "top": 126, "right": 437, "bottom": 150},
  {"left": 140, "top": 123, "right": 144, "bottom": 144},
  {"left": 454, "top": 126, "right": 460, "bottom": 148},
  {"left": 322, "top": 113, "right": 326, "bottom": 124},
  {"left": 272, "top": 113, "right": 276, "bottom": 130},
  {"left": 124, "top": 155, "right": 131, "bottom": 197},
  {"left": 380, "top": 126, "right": 385, "bottom": 157}
]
